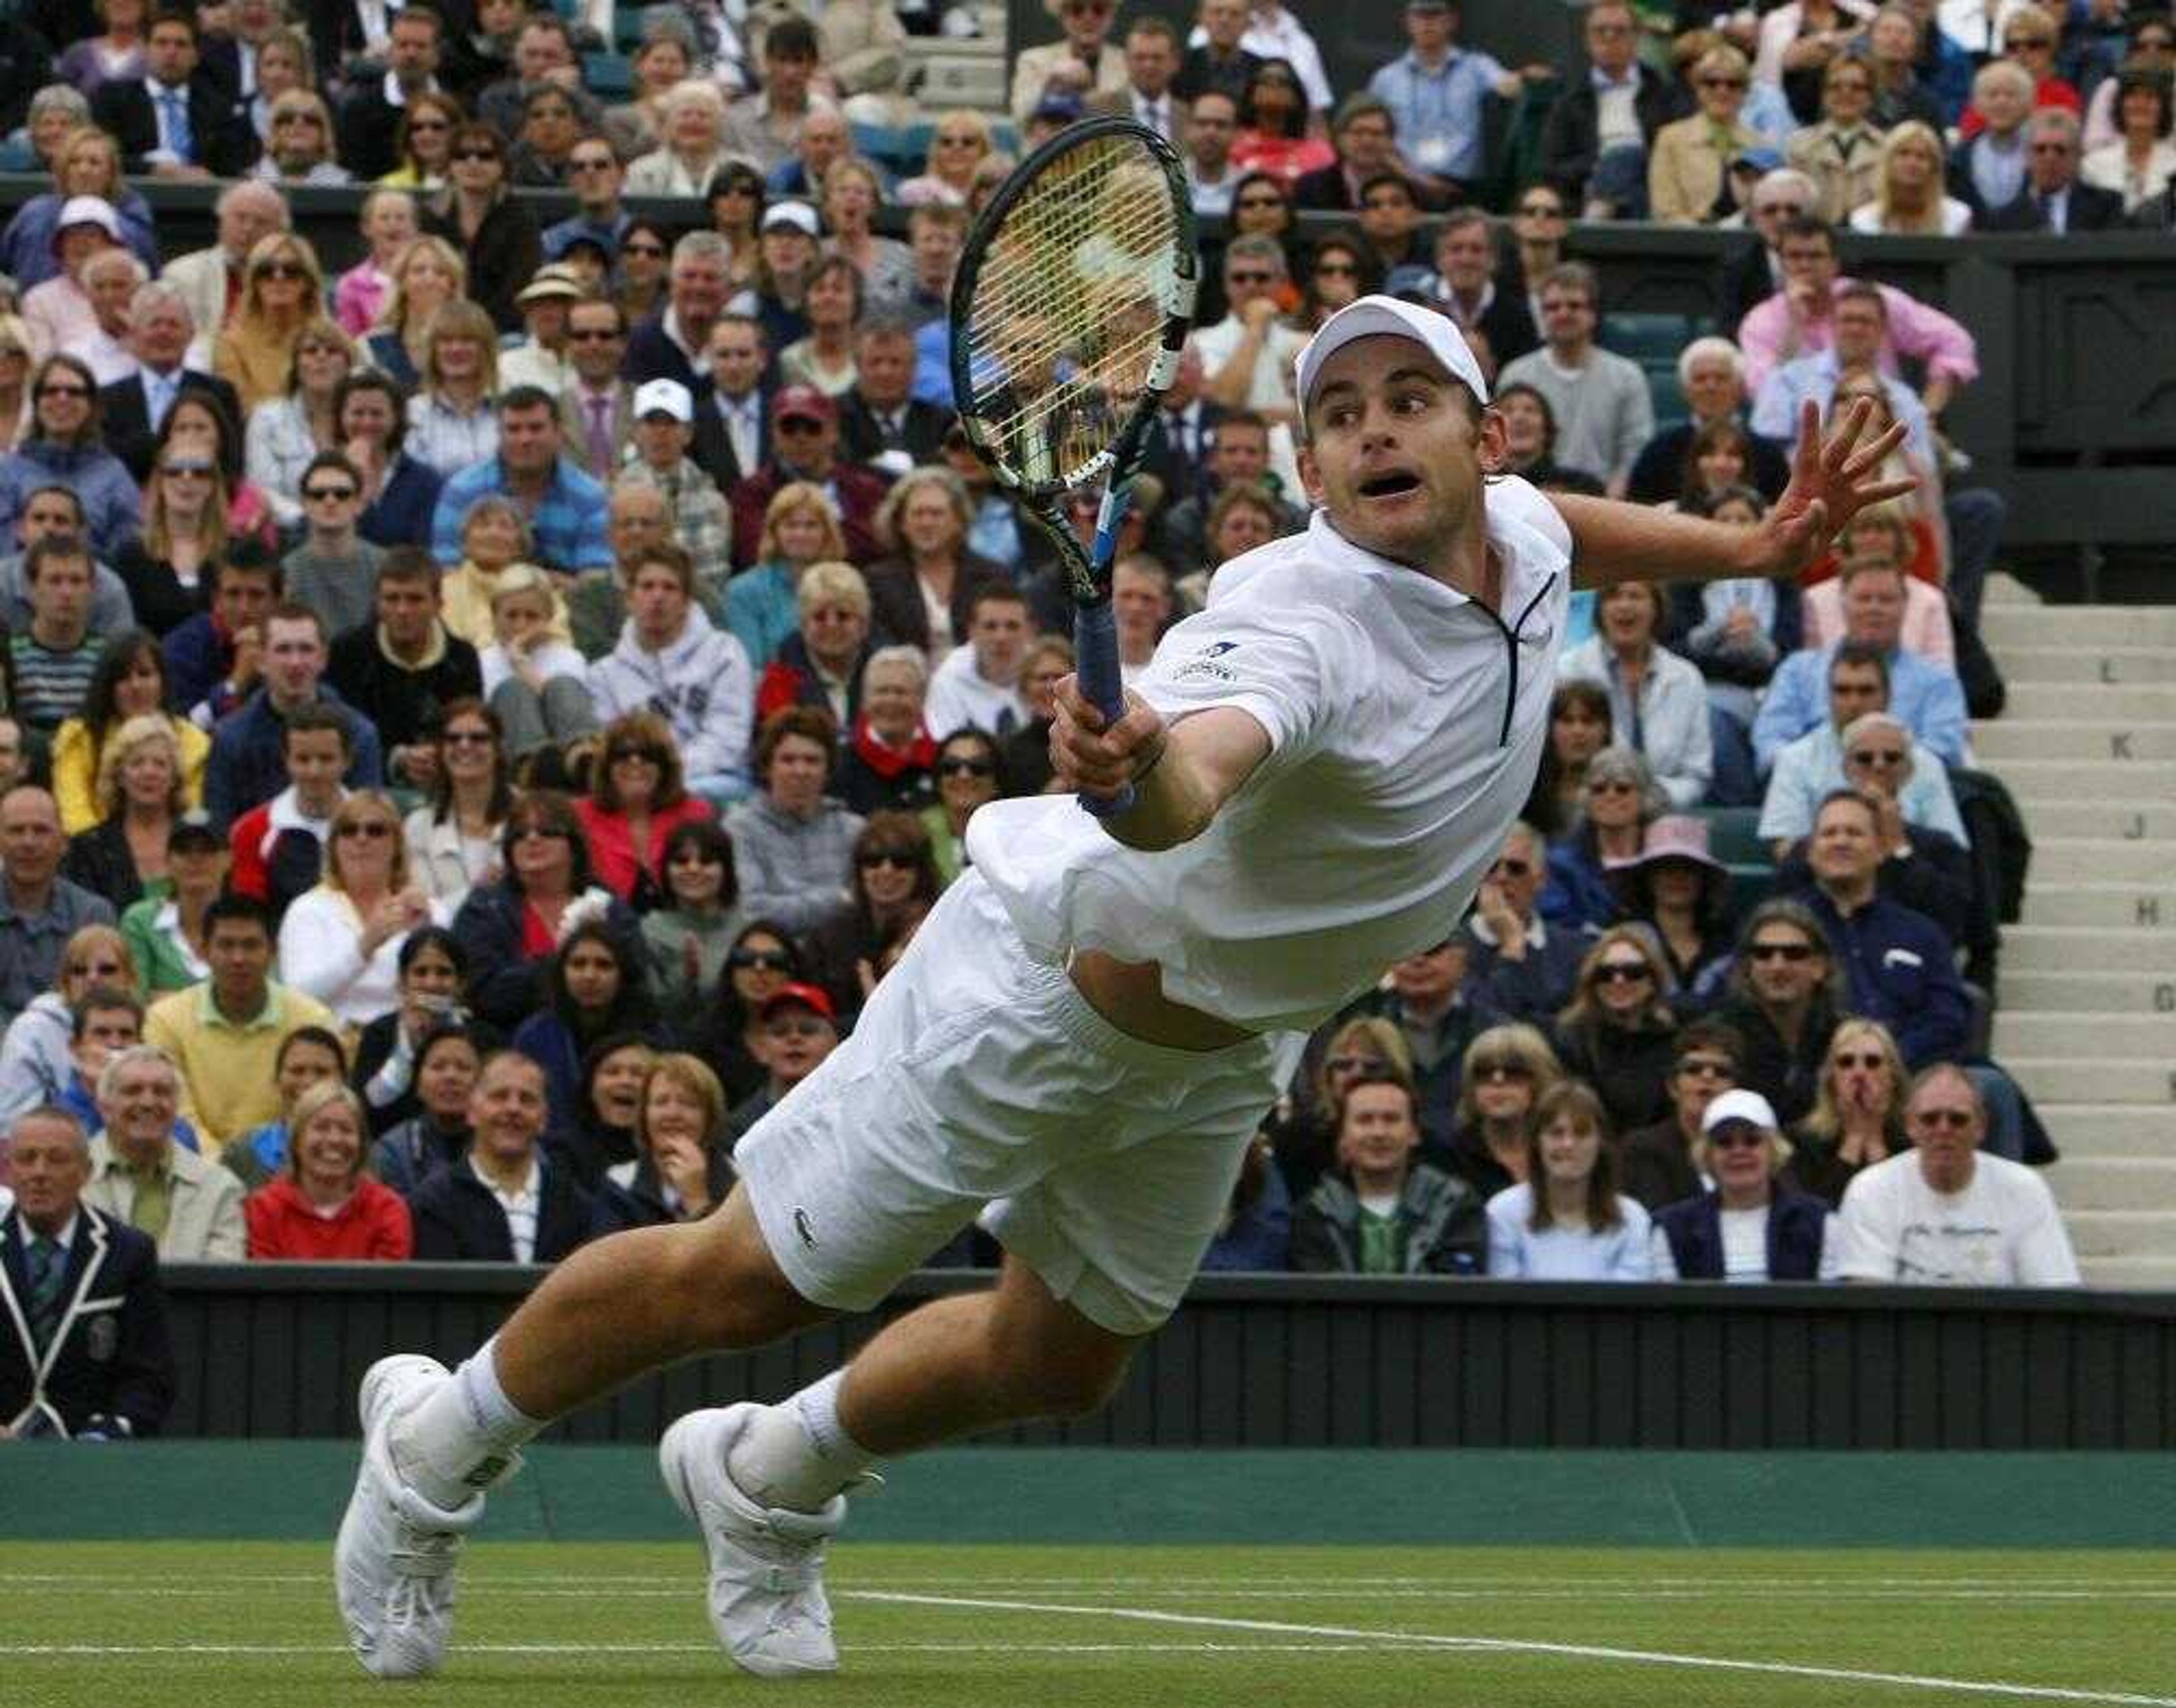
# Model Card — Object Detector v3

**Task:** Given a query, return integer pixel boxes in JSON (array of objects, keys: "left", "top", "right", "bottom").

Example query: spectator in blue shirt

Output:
[
  {"left": 1366, "top": 0, "right": 1549, "bottom": 199},
  {"left": 202, "top": 604, "right": 384, "bottom": 826},
  {"left": 1752, "top": 607, "right": 1968, "bottom": 775},
  {"left": 428, "top": 388, "right": 611, "bottom": 575}
]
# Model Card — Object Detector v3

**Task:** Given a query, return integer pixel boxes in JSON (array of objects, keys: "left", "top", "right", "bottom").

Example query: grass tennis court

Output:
[{"left": 10, "top": 1541, "right": 2176, "bottom": 1708}]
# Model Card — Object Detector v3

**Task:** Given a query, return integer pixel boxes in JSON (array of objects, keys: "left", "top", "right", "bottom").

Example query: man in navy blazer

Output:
[
  {"left": 1975, "top": 111, "right": 2124, "bottom": 233},
  {"left": 91, "top": 8, "right": 259, "bottom": 180},
  {"left": 1, "top": 1107, "right": 175, "bottom": 1440}
]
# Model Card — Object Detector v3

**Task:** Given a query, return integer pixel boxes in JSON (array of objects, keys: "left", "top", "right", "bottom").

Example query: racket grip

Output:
[{"left": 1074, "top": 601, "right": 1135, "bottom": 818}]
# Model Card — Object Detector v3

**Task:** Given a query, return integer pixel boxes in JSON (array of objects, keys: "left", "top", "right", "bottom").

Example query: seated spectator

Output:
[
  {"left": 997, "top": 637, "right": 1070, "bottom": 801},
  {"left": 117, "top": 811, "right": 225, "bottom": 996},
  {"left": 1789, "top": 1016, "right": 1909, "bottom": 1206},
  {"left": 20, "top": 197, "right": 126, "bottom": 366},
  {"left": 332, "top": 189, "right": 420, "bottom": 340},
  {"left": 1651, "top": 43, "right": 1762, "bottom": 224},
  {"left": 1786, "top": 54, "right": 1884, "bottom": 222},
  {"left": 919, "top": 726, "right": 1002, "bottom": 885},
  {"left": 279, "top": 790, "right": 442, "bottom": 1031},
  {"left": 924, "top": 585, "right": 1033, "bottom": 740},
  {"left": 896, "top": 108, "right": 992, "bottom": 209},
  {"left": 220, "top": 706, "right": 335, "bottom": 924},
  {"left": 1715, "top": 166, "right": 1816, "bottom": 334},
  {"left": 1618, "top": 1017, "right": 1744, "bottom": 1210},
  {"left": 62, "top": 713, "right": 193, "bottom": 913},
  {"left": 1369, "top": 933, "right": 1501, "bottom": 1157},
  {"left": 730, "top": 483, "right": 851, "bottom": 674},
  {"left": 725, "top": 708, "right": 864, "bottom": 934},
  {"left": 371, "top": 1022, "right": 481, "bottom": 1201},
  {"left": 1290, "top": 1069, "right": 1485, "bottom": 1275},
  {"left": 1609, "top": 813, "right": 1738, "bottom": 1004},
  {"left": 419, "top": 122, "right": 541, "bottom": 335},
  {"left": 58, "top": 983, "right": 152, "bottom": 1141},
  {"left": 248, "top": 325, "right": 361, "bottom": 534},
  {"left": 1650, "top": 1087, "right": 1835, "bottom": 1281},
  {"left": 802, "top": 811, "right": 940, "bottom": 1022},
  {"left": 507, "top": 84, "right": 583, "bottom": 190},
  {"left": 1560, "top": 580, "right": 1714, "bottom": 809},
  {"left": 403, "top": 299, "right": 500, "bottom": 482},
  {"left": 1977, "top": 106, "right": 2124, "bottom": 231},
  {"left": 0, "top": 354, "right": 140, "bottom": 562},
  {"left": 0, "top": 124, "right": 157, "bottom": 291},
  {"left": 203, "top": 604, "right": 384, "bottom": 826},
  {"left": 244, "top": 1078, "right": 410, "bottom": 1259},
  {"left": 0, "top": 486, "right": 132, "bottom": 641},
  {"left": 1958, "top": 5, "right": 2078, "bottom": 139},
  {"left": 721, "top": 979, "right": 840, "bottom": 1148},
  {"left": 1540, "top": 749, "right": 1659, "bottom": 932},
  {"left": 1667, "top": 487, "right": 1800, "bottom": 776},
  {"left": 1420, "top": 211, "right": 1539, "bottom": 369},
  {"left": 1712, "top": 898, "right": 1844, "bottom": 1127},
  {"left": 1485, "top": 1080, "right": 1651, "bottom": 1279},
  {"left": 835, "top": 645, "right": 937, "bottom": 817},
  {"left": 83, "top": 1042, "right": 244, "bottom": 1258},
  {"left": 576, "top": 712, "right": 713, "bottom": 906},
  {"left": 1851, "top": 120, "right": 1973, "bottom": 233},
  {"left": 327, "top": 551, "right": 484, "bottom": 791},
  {"left": 2081, "top": 69, "right": 2176, "bottom": 213},
  {"left": 640, "top": 820, "right": 742, "bottom": 1017},
  {"left": 617, "top": 381, "right": 734, "bottom": 593},
  {"left": 749, "top": 563, "right": 873, "bottom": 746},
  {"left": 111, "top": 444, "right": 234, "bottom": 641},
  {"left": 838, "top": 321, "right": 951, "bottom": 485},
  {"left": 211, "top": 233, "right": 326, "bottom": 417},
  {"left": 1201, "top": 1130, "right": 1290, "bottom": 1271},
  {"left": 1, "top": 1104, "right": 175, "bottom": 1440},
  {"left": 350, "top": 927, "right": 473, "bottom": 1140},
  {"left": 1551, "top": 926, "right": 1679, "bottom": 1135},
  {"left": 153, "top": 376, "right": 279, "bottom": 556},
  {"left": 479, "top": 567, "right": 597, "bottom": 763},
  {"left": 0, "top": 925, "right": 137, "bottom": 1122},
  {"left": 1438, "top": 1021, "right": 1563, "bottom": 1201},
  {"left": 0, "top": 785, "right": 117, "bottom": 1031},
  {"left": 1539, "top": 0, "right": 1686, "bottom": 218},
  {"left": 51, "top": 632, "right": 206, "bottom": 837},
  {"left": 1290, "top": 230, "right": 1378, "bottom": 338},
  {"left": 1229, "top": 57, "right": 1332, "bottom": 186},
  {"left": 337, "top": 372, "right": 442, "bottom": 551},
  {"left": 1265, "top": 1014, "right": 1415, "bottom": 1206},
  {"left": 511, "top": 921, "right": 662, "bottom": 1132},
  {"left": 430, "top": 388, "right": 611, "bottom": 576},
  {"left": 223, "top": 1023, "right": 347, "bottom": 1190},
  {"left": 1760, "top": 646, "right": 1967, "bottom": 855},
  {"left": 558, "top": 298, "right": 636, "bottom": 484},
  {"left": 730, "top": 206, "right": 820, "bottom": 365},
  {"left": 409, "top": 1048, "right": 593, "bottom": 1263},
  {"left": 363, "top": 235, "right": 466, "bottom": 393},
  {"left": 1832, "top": 1064, "right": 2079, "bottom": 1284},
  {"left": 1864, "top": 3, "right": 1950, "bottom": 130},
  {"left": 592, "top": 1051, "right": 733, "bottom": 1235},
  {"left": 1460, "top": 821, "right": 1591, "bottom": 1025},
  {"left": 591, "top": 547, "right": 755, "bottom": 804},
  {"left": 695, "top": 921, "right": 803, "bottom": 1104},
  {"left": 1752, "top": 597, "right": 1967, "bottom": 778},
  {"left": 1627, "top": 341, "right": 1792, "bottom": 508},
  {"left": 449, "top": 790, "right": 636, "bottom": 1033},
  {"left": 1155, "top": 411, "right": 1306, "bottom": 581},
  {"left": 1191, "top": 236, "right": 1307, "bottom": 429},
  {"left": 729, "top": 385, "right": 889, "bottom": 570},
  {"left": 1497, "top": 265, "right": 1653, "bottom": 496},
  {"left": 373, "top": 87, "right": 464, "bottom": 197},
  {"left": 821, "top": 161, "right": 916, "bottom": 325},
  {"left": 283, "top": 451, "right": 385, "bottom": 640},
  {"left": 401, "top": 700, "right": 511, "bottom": 912},
  {"left": 440, "top": 500, "right": 570, "bottom": 657},
  {"left": 1523, "top": 680, "right": 1613, "bottom": 840}
]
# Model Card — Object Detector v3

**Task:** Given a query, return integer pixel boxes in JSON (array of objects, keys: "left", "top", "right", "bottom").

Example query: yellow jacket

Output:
[{"left": 50, "top": 715, "right": 211, "bottom": 834}]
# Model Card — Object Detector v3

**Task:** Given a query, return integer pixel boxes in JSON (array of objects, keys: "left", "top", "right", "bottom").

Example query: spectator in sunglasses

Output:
[
  {"left": 1650, "top": 1086, "right": 1835, "bottom": 1281},
  {"left": 804, "top": 810, "right": 942, "bottom": 1022},
  {"left": 698, "top": 920, "right": 803, "bottom": 1103},
  {"left": 1715, "top": 898, "right": 1843, "bottom": 1125},
  {"left": 1552, "top": 926, "right": 1679, "bottom": 1135},
  {"left": 1618, "top": 1017, "right": 1746, "bottom": 1212},
  {"left": 214, "top": 233, "right": 327, "bottom": 416},
  {"left": 1263, "top": 1013, "right": 1415, "bottom": 1205},
  {"left": 1788, "top": 1016, "right": 1907, "bottom": 1206},
  {"left": 420, "top": 122, "right": 543, "bottom": 334},
  {"left": 1460, "top": 821, "right": 1592, "bottom": 1026},
  {"left": 916, "top": 725, "right": 1002, "bottom": 887}
]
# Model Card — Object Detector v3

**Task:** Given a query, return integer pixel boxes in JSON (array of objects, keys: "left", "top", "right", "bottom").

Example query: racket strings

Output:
[{"left": 961, "top": 134, "right": 1180, "bottom": 487}]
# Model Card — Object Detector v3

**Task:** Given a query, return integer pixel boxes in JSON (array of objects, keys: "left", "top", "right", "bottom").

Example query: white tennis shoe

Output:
[
  {"left": 658, "top": 1403, "right": 874, "bottom": 1678},
  {"left": 334, "top": 1355, "right": 511, "bottom": 1679}
]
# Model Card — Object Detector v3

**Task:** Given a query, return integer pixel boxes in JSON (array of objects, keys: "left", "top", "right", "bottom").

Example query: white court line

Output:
[
  {"left": 0, "top": 1640, "right": 1443, "bottom": 1659},
  {"left": 847, "top": 1590, "right": 2176, "bottom": 1708}
]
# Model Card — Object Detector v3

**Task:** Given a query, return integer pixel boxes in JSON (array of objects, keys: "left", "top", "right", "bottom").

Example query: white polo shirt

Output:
[{"left": 968, "top": 478, "right": 1572, "bottom": 1033}]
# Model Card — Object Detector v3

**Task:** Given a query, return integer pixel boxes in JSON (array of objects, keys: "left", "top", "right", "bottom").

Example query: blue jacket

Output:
[
  {"left": 358, "top": 452, "right": 441, "bottom": 549},
  {"left": 1654, "top": 1188, "right": 1829, "bottom": 1282},
  {"left": 449, "top": 881, "right": 640, "bottom": 1031},
  {"left": 1, "top": 1203, "right": 175, "bottom": 1439},
  {"left": 1753, "top": 641, "right": 1968, "bottom": 774},
  {"left": 1800, "top": 889, "right": 1969, "bottom": 1069},
  {"left": 0, "top": 440, "right": 142, "bottom": 561},
  {"left": 429, "top": 457, "right": 611, "bottom": 573},
  {"left": 161, "top": 613, "right": 235, "bottom": 725},
  {"left": 0, "top": 189, "right": 159, "bottom": 288},
  {"left": 202, "top": 686, "right": 385, "bottom": 828}
]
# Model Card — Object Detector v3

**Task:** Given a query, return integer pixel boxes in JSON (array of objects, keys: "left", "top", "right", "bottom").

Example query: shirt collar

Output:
[
  {"left": 19, "top": 1209, "right": 78, "bottom": 1251},
  {"left": 194, "top": 980, "right": 283, "bottom": 1032},
  {"left": 1590, "top": 63, "right": 1638, "bottom": 92},
  {"left": 378, "top": 619, "right": 449, "bottom": 669}
]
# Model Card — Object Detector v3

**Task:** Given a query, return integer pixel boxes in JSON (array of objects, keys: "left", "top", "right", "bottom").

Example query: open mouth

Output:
[{"left": 1358, "top": 470, "right": 1421, "bottom": 499}]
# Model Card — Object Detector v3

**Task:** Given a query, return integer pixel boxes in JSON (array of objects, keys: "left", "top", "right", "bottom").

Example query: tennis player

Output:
[{"left": 335, "top": 297, "right": 1909, "bottom": 1681}]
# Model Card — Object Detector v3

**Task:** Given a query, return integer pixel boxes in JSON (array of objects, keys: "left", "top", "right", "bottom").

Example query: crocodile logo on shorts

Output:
[{"left": 794, "top": 1209, "right": 817, "bottom": 1249}]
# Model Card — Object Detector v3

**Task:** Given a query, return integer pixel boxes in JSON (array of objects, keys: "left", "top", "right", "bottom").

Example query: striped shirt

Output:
[{"left": 10, "top": 631, "right": 103, "bottom": 732}]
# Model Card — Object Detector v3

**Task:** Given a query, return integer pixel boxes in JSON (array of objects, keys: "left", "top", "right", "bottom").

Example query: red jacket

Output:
[
  {"left": 244, "top": 1176, "right": 414, "bottom": 1261},
  {"left": 574, "top": 795, "right": 715, "bottom": 903}
]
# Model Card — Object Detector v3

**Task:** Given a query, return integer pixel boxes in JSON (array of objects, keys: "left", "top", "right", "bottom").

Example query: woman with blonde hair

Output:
[
  {"left": 379, "top": 89, "right": 462, "bottom": 192},
  {"left": 245, "top": 317, "right": 359, "bottom": 527},
  {"left": 1485, "top": 1080, "right": 1651, "bottom": 1280},
  {"left": 1790, "top": 1017, "right": 1910, "bottom": 1206},
  {"left": 113, "top": 440, "right": 232, "bottom": 635},
  {"left": 333, "top": 189, "right": 419, "bottom": 338},
  {"left": 604, "top": 29, "right": 695, "bottom": 160},
  {"left": 440, "top": 495, "right": 564, "bottom": 648},
  {"left": 365, "top": 233, "right": 467, "bottom": 388},
  {"left": 1264, "top": 1013, "right": 1415, "bottom": 1203},
  {"left": 0, "top": 124, "right": 158, "bottom": 289},
  {"left": 626, "top": 79, "right": 739, "bottom": 197},
  {"left": 753, "top": 559, "right": 875, "bottom": 728},
  {"left": 61, "top": 710, "right": 190, "bottom": 910},
  {"left": 214, "top": 232, "right": 327, "bottom": 413},
  {"left": 0, "top": 924, "right": 138, "bottom": 1120},
  {"left": 1848, "top": 120, "right": 1973, "bottom": 234},
  {"left": 244, "top": 26, "right": 315, "bottom": 142},
  {"left": 896, "top": 109, "right": 992, "bottom": 207},
  {"left": 592, "top": 1052, "right": 734, "bottom": 1232},
  {"left": 1650, "top": 43, "right": 1762, "bottom": 224},
  {"left": 244, "top": 1078, "right": 414, "bottom": 1261},
  {"left": 253, "top": 87, "right": 350, "bottom": 186},
  {"left": 1553, "top": 926, "right": 1681, "bottom": 1135},
  {"left": 280, "top": 789, "right": 445, "bottom": 1030},
  {"left": 403, "top": 299, "right": 500, "bottom": 478},
  {"left": 725, "top": 481, "right": 848, "bottom": 671},
  {"left": 1443, "top": 1021, "right": 1563, "bottom": 1200},
  {"left": 52, "top": 631, "right": 205, "bottom": 834}
]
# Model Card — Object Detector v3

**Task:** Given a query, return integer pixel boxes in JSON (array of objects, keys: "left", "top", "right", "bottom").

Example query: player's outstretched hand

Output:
[
  {"left": 1051, "top": 674, "right": 1166, "bottom": 801},
  {"left": 1750, "top": 398, "right": 1919, "bottom": 580}
]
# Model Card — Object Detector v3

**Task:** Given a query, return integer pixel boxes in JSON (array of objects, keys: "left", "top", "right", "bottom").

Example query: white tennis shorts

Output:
[{"left": 734, "top": 870, "right": 1302, "bottom": 1336}]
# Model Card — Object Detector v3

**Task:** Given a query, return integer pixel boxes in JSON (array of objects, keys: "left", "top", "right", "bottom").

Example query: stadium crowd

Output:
[{"left": 0, "top": 0, "right": 2119, "bottom": 1437}]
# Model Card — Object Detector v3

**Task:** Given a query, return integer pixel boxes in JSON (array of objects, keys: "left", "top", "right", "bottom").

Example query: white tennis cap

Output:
[
  {"left": 1294, "top": 293, "right": 1490, "bottom": 414},
  {"left": 1702, "top": 1088, "right": 1780, "bottom": 1135}
]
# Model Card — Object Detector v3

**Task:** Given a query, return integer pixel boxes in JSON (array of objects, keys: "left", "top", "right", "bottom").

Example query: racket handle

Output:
[{"left": 1074, "top": 601, "right": 1135, "bottom": 818}]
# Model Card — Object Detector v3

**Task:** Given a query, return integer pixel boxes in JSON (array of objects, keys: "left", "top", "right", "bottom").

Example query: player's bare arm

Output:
[
  {"left": 1556, "top": 398, "right": 1915, "bottom": 591},
  {"left": 1050, "top": 679, "right": 1271, "bottom": 852}
]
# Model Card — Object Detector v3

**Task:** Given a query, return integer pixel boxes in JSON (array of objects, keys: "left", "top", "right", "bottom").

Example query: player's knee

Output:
[
  {"left": 1014, "top": 1350, "right": 1133, "bottom": 1421},
  {"left": 659, "top": 1214, "right": 824, "bottom": 1350}
]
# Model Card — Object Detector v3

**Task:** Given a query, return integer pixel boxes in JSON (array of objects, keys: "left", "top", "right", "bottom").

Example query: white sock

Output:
[
  {"left": 392, "top": 1339, "right": 544, "bottom": 1509},
  {"left": 725, "top": 1370, "right": 879, "bottom": 1513}
]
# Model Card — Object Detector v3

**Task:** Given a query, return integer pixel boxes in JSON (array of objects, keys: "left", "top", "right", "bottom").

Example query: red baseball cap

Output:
[
  {"left": 759, "top": 982, "right": 836, "bottom": 1022},
  {"left": 770, "top": 384, "right": 836, "bottom": 426}
]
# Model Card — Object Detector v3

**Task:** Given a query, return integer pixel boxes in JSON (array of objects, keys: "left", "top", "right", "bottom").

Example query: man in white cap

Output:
[
  {"left": 333, "top": 296, "right": 1911, "bottom": 1684},
  {"left": 20, "top": 199, "right": 122, "bottom": 360},
  {"left": 496, "top": 265, "right": 588, "bottom": 398},
  {"left": 612, "top": 379, "right": 734, "bottom": 592}
]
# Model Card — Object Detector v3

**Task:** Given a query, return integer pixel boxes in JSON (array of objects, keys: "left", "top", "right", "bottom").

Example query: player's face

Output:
[{"left": 1298, "top": 335, "right": 1503, "bottom": 580}]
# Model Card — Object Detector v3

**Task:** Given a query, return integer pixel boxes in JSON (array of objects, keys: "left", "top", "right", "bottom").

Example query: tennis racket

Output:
[{"left": 948, "top": 116, "right": 1198, "bottom": 815}]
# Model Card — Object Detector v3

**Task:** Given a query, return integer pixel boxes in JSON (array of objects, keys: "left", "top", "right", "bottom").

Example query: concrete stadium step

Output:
[
  {"left": 2003, "top": 682, "right": 2176, "bottom": 721},
  {"left": 2003, "top": 925, "right": 2176, "bottom": 972},
  {"left": 2025, "top": 840, "right": 2176, "bottom": 885},
  {"left": 1996, "top": 645, "right": 2176, "bottom": 686},
  {"left": 2050, "top": 1156, "right": 2176, "bottom": 1212},
  {"left": 916, "top": 55, "right": 1007, "bottom": 107},
  {"left": 2007, "top": 1057, "right": 2171, "bottom": 1104},
  {"left": 1980, "top": 605, "right": 2176, "bottom": 648},
  {"left": 2002, "top": 970, "right": 2176, "bottom": 1011},
  {"left": 1969, "top": 721, "right": 2176, "bottom": 762},
  {"left": 2028, "top": 1104, "right": 2176, "bottom": 1155},
  {"left": 2059, "top": 1208, "right": 2176, "bottom": 1260},
  {"left": 1992, "top": 1013, "right": 2176, "bottom": 1057},
  {"left": 1998, "top": 801, "right": 2176, "bottom": 842},
  {"left": 2080, "top": 1253, "right": 2176, "bottom": 1288},
  {"left": 1992, "top": 759, "right": 2176, "bottom": 801},
  {"left": 2015, "top": 885, "right": 2176, "bottom": 929}
]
